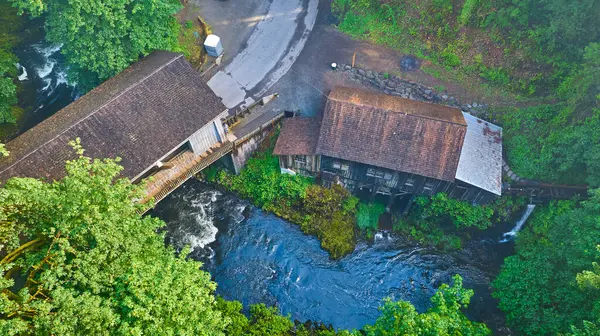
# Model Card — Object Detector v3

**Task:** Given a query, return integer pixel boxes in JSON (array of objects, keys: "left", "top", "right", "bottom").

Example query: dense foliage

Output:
[
  {"left": 332, "top": 0, "right": 599, "bottom": 96},
  {"left": 356, "top": 202, "right": 385, "bottom": 237},
  {"left": 361, "top": 275, "right": 490, "bottom": 335},
  {"left": 9, "top": 0, "right": 183, "bottom": 90},
  {"left": 211, "top": 134, "right": 359, "bottom": 259},
  {"left": 0, "top": 142, "right": 227, "bottom": 334},
  {"left": 215, "top": 298, "right": 294, "bottom": 336},
  {"left": 499, "top": 43, "right": 600, "bottom": 185},
  {"left": 393, "top": 193, "right": 495, "bottom": 249},
  {"left": 0, "top": 0, "right": 23, "bottom": 124},
  {"left": 492, "top": 191, "right": 600, "bottom": 335}
]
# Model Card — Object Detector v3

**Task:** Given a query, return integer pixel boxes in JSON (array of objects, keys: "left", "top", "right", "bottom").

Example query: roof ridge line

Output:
[
  {"left": 327, "top": 97, "right": 466, "bottom": 126},
  {"left": 0, "top": 53, "right": 184, "bottom": 177}
]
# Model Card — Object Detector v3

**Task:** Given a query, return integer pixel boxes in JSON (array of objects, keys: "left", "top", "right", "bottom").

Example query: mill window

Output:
[
  {"left": 294, "top": 155, "right": 306, "bottom": 165},
  {"left": 367, "top": 168, "right": 384, "bottom": 178}
]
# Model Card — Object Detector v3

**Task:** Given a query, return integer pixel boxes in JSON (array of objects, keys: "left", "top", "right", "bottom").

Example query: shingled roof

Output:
[
  {"left": 316, "top": 87, "right": 467, "bottom": 181},
  {"left": 0, "top": 51, "right": 226, "bottom": 183},
  {"left": 273, "top": 118, "right": 320, "bottom": 155}
]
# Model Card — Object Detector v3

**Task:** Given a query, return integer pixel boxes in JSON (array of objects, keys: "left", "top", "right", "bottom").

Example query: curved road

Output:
[{"left": 202, "top": 0, "right": 319, "bottom": 109}]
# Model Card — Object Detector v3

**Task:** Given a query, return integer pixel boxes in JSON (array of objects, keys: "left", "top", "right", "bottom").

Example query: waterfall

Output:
[
  {"left": 500, "top": 204, "right": 536, "bottom": 243},
  {"left": 16, "top": 63, "right": 28, "bottom": 81}
]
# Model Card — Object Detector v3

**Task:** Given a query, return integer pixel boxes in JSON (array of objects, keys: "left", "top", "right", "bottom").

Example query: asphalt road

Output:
[{"left": 200, "top": 0, "right": 319, "bottom": 110}]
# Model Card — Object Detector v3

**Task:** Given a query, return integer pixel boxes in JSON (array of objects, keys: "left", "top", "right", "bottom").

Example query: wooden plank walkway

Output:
[{"left": 142, "top": 141, "right": 234, "bottom": 209}]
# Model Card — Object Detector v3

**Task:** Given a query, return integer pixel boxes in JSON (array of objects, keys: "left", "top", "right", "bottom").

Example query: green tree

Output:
[
  {"left": 0, "top": 0, "right": 24, "bottom": 124},
  {"left": 361, "top": 275, "right": 490, "bottom": 335},
  {"left": 501, "top": 42, "right": 600, "bottom": 185},
  {"left": 493, "top": 191, "right": 600, "bottom": 335},
  {"left": 10, "top": 0, "right": 183, "bottom": 90},
  {"left": 0, "top": 141, "right": 227, "bottom": 335},
  {"left": 215, "top": 298, "right": 294, "bottom": 336}
]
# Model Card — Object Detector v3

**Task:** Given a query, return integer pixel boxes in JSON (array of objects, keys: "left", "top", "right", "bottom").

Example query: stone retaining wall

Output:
[{"left": 337, "top": 64, "right": 487, "bottom": 117}]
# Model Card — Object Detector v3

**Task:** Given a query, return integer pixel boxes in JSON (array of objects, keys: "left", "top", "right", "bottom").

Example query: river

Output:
[
  {"left": 12, "top": 36, "right": 78, "bottom": 136},
  {"left": 151, "top": 179, "right": 518, "bottom": 334}
]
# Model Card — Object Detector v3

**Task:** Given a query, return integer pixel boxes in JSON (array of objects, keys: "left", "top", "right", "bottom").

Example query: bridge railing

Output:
[{"left": 140, "top": 141, "right": 234, "bottom": 213}]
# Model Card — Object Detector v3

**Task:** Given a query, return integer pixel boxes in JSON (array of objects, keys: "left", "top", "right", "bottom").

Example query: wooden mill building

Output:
[
  {"left": 274, "top": 87, "right": 503, "bottom": 205},
  {"left": 0, "top": 51, "right": 234, "bottom": 203}
]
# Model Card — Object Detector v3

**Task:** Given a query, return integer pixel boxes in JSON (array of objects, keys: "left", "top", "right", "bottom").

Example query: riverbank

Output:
[
  {"left": 204, "top": 129, "right": 528, "bottom": 256},
  {"left": 205, "top": 130, "right": 359, "bottom": 259}
]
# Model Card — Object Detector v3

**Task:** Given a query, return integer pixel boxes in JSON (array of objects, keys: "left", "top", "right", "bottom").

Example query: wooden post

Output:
[
  {"left": 352, "top": 52, "right": 356, "bottom": 67},
  {"left": 386, "top": 192, "right": 395, "bottom": 210},
  {"left": 403, "top": 194, "right": 415, "bottom": 215},
  {"left": 370, "top": 185, "right": 377, "bottom": 202}
]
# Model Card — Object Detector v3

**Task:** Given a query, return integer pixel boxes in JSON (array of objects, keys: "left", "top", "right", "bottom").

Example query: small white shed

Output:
[{"left": 204, "top": 34, "right": 223, "bottom": 57}]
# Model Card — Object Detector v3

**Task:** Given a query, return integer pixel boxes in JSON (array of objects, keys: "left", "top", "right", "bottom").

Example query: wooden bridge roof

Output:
[
  {"left": 0, "top": 51, "right": 226, "bottom": 184},
  {"left": 316, "top": 87, "right": 467, "bottom": 182}
]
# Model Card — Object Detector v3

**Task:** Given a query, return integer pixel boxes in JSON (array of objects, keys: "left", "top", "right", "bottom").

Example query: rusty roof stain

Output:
[{"left": 316, "top": 87, "right": 467, "bottom": 182}]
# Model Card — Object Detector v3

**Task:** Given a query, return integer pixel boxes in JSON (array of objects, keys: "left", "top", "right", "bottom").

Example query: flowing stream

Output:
[
  {"left": 151, "top": 180, "right": 519, "bottom": 334},
  {"left": 13, "top": 39, "right": 78, "bottom": 134}
]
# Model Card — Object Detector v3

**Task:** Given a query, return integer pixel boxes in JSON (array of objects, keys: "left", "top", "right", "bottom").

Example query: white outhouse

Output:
[{"left": 204, "top": 34, "right": 223, "bottom": 57}]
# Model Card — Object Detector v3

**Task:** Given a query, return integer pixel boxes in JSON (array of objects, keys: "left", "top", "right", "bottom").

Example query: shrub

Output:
[
  {"left": 418, "top": 193, "right": 493, "bottom": 230},
  {"left": 210, "top": 131, "right": 357, "bottom": 259},
  {"left": 392, "top": 193, "right": 493, "bottom": 250},
  {"left": 356, "top": 202, "right": 386, "bottom": 234}
]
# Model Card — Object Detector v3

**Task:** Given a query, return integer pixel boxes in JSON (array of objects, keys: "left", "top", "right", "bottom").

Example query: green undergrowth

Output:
[
  {"left": 356, "top": 202, "right": 386, "bottom": 238},
  {"left": 332, "top": 0, "right": 540, "bottom": 99},
  {"left": 177, "top": 20, "right": 207, "bottom": 70},
  {"left": 393, "top": 193, "right": 524, "bottom": 250},
  {"left": 495, "top": 44, "right": 600, "bottom": 185},
  {"left": 492, "top": 192, "right": 600, "bottom": 334},
  {"left": 206, "top": 130, "right": 359, "bottom": 259},
  {"left": 0, "top": 1, "right": 25, "bottom": 129}
]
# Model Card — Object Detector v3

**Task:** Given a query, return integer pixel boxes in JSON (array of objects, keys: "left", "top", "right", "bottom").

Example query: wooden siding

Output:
[
  {"left": 278, "top": 155, "right": 320, "bottom": 177},
  {"left": 188, "top": 112, "right": 228, "bottom": 155},
  {"left": 277, "top": 154, "right": 497, "bottom": 204},
  {"left": 318, "top": 155, "right": 496, "bottom": 204}
]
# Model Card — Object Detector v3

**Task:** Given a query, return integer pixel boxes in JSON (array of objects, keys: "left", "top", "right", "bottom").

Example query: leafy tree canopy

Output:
[
  {"left": 361, "top": 275, "right": 490, "bottom": 336},
  {"left": 0, "top": 0, "right": 23, "bottom": 124},
  {"left": 0, "top": 141, "right": 227, "bottom": 335},
  {"left": 9, "top": 0, "right": 183, "bottom": 90},
  {"left": 493, "top": 190, "right": 600, "bottom": 335}
]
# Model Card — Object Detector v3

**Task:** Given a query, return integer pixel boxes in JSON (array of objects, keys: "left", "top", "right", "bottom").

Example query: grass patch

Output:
[
  {"left": 392, "top": 193, "right": 505, "bottom": 250},
  {"left": 177, "top": 19, "right": 207, "bottom": 70},
  {"left": 331, "top": 0, "right": 553, "bottom": 100},
  {"left": 357, "top": 202, "right": 386, "bottom": 238}
]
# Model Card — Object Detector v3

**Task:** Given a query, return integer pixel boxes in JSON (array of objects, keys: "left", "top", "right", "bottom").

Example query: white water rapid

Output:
[
  {"left": 16, "top": 63, "right": 28, "bottom": 81},
  {"left": 500, "top": 204, "right": 536, "bottom": 243}
]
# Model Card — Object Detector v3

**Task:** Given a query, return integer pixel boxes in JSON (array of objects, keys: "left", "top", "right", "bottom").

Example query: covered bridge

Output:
[
  {"left": 0, "top": 51, "right": 232, "bottom": 202},
  {"left": 274, "top": 87, "right": 502, "bottom": 205}
]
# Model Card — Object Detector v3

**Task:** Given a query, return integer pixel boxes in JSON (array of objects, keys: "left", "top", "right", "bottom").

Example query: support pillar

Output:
[{"left": 403, "top": 194, "right": 416, "bottom": 215}]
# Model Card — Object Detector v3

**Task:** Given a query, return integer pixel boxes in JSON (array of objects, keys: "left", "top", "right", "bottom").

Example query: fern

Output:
[{"left": 458, "top": 0, "right": 479, "bottom": 26}]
